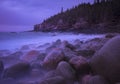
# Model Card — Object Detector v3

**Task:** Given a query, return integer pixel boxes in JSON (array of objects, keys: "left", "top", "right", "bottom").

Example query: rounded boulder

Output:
[
  {"left": 69, "top": 56, "right": 90, "bottom": 74},
  {"left": 85, "top": 75, "right": 109, "bottom": 84},
  {"left": 3, "top": 62, "right": 30, "bottom": 78},
  {"left": 56, "top": 61, "right": 76, "bottom": 80},
  {"left": 90, "top": 36, "right": 120, "bottom": 83},
  {"left": 43, "top": 49, "right": 64, "bottom": 69}
]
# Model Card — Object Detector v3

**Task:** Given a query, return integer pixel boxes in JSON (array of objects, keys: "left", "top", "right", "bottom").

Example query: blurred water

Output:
[{"left": 0, "top": 32, "right": 104, "bottom": 50}]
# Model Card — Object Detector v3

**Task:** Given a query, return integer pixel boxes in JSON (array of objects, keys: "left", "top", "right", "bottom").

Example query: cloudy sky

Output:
[{"left": 0, "top": 0, "right": 93, "bottom": 32}]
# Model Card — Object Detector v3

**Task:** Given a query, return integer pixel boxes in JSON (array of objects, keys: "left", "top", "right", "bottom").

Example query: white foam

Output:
[{"left": 0, "top": 32, "right": 104, "bottom": 51}]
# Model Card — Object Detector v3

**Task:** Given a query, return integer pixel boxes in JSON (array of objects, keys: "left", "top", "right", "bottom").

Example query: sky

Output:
[{"left": 0, "top": 0, "right": 94, "bottom": 32}]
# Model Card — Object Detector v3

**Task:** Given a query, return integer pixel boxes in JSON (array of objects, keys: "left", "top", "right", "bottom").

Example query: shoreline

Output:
[{"left": 0, "top": 33, "right": 119, "bottom": 84}]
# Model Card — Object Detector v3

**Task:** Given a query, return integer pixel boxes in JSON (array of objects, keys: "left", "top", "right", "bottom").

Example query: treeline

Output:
[{"left": 34, "top": 0, "right": 120, "bottom": 33}]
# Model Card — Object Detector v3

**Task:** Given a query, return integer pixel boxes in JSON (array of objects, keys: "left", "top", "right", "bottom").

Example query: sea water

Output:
[{"left": 0, "top": 32, "right": 104, "bottom": 50}]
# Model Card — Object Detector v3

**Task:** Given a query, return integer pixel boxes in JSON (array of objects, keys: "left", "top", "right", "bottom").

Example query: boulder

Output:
[
  {"left": 73, "top": 39, "right": 83, "bottom": 49},
  {"left": 81, "top": 75, "right": 92, "bottom": 84},
  {"left": 80, "top": 38, "right": 108, "bottom": 52},
  {"left": 60, "top": 40, "right": 75, "bottom": 50},
  {"left": 85, "top": 75, "right": 109, "bottom": 84},
  {"left": 21, "top": 50, "right": 39, "bottom": 62},
  {"left": 17, "top": 81, "right": 37, "bottom": 84},
  {"left": 0, "top": 78, "right": 17, "bottom": 84},
  {"left": 45, "top": 40, "right": 61, "bottom": 53},
  {"left": 0, "top": 60, "right": 4, "bottom": 77},
  {"left": 44, "top": 70, "right": 59, "bottom": 79},
  {"left": 56, "top": 61, "right": 76, "bottom": 80},
  {"left": 3, "top": 62, "right": 30, "bottom": 78},
  {"left": 62, "top": 48, "right": 77, "bottom": 61},
  {"left": 76, "top": 49, "right": 95, "bottom": 57},
  {"left": 105, "top": 33, "right": 118, "bottom": 38},
  {"left": 20, "top": 45, "right": 30, "bottom": 50},
  {"left": 38, "top": 76, "right": 65, "bottom": 84},
  {"left": 69, "top": 56, "right": 90, "bottom": 74},
  {"left": 90, "top": 36, "right": 120, "bottom": 83},
  {"left": 43, "top": 49, "right": 65, "bottom": 69}
]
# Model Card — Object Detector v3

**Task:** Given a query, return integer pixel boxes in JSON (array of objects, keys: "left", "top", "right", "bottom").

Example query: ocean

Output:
[{"left": 0, "top": 32, "right": 104, "bottom": 51}]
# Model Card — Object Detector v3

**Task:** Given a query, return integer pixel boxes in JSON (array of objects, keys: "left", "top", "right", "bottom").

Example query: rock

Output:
[
  {"left": 3, "top": 62, "right": 30, "bottom": 78},
  {"left": 45, "top": 40, "right": 61, "bottom": 53},
  {"left": 36, "top": 53, "right": 46, "bottom": 61},
  {"left": 105, "top": 33, "right": 117, "bottom": 38},
  {"left": 0, "top": 60, "right": 4, "bottom": 78},
  {"left": 0, "top": 50, "right": 11, "bottom": 57},
  {"left": 38, "top": 76, "right": 65, "bottom": 84},
  {"left": 80, "top": 37, "right": 108, "bottom": 52},
  {"left": 81, "top": 75, "right": 92, "bottom": 84},
  {"left": 60, "top": 40, "right": 75, "bottom": 50},
  {"left": 56, "top": 61, "right": 76, "bottom": 80},
  {"left": 62, "top": 48, "right": 77, "bottom": 61},
  {"left": 53, "top": 39, "right": 61, "bottom": 47},
  {"left": 90, "top": 36, "right": 120, "bottom": 83},
  {"left": 0, "top": 78, "right": 17, "bottom": 84},
  {"left": 76, "top": 49, "right": 95, "bottom": 57},
  {"left": 20, "top": 45, "right": 30, "bottom": 50},
  {"left": 21, "top": 50, "right": 39, "bottom": 62},
  {"left": 84, "top": 75, "right": 109, "bottom": 84},
  {"left": 44, "top": 70, "right": 60, "bottom": 79},
  {"left": 17, "top": 81, "right": 37, "bottom": 84},
  {"left": 69, "top": 56, "right": 90, "bottom": 74},
  {"left": 73, "top": 39, "right": 83, "bottom": 49},
  {"left": 43, "top": 49, "right": 64, "bottom": 69}
]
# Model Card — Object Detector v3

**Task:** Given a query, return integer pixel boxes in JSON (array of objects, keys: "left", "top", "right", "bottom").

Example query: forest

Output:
[{"left": 34, "top": 0, "right": 120, "bottom": 33}]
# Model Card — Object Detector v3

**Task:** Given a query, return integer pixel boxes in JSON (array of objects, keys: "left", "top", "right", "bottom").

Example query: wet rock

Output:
[
  {"left": 0, "top": 52, "right": 22, "bottom": 69},
  {"left": 69, "top": 56, "right": 90, "bottom": 74},
  {"left": 105, "top": 33, "right": 118, "bottom": 38},
  {"left": 0, "top": 78, "right": 17, "bottom": 84},
  {"left": 90, "top": 36, "right": 120, "bottom": 83},
  {"left": 45, "top": 40, "right": 62, "bottom": 53},
  {"left": 8, "top": 51, "right": 23, "bottom": 59},
  {"left": 44, "top": 70, "right": 60, "bottom": 79},
  {"left": 62, "top": 48, "right": 77, "bottom": 61},
  {"left": 81, "top": 75, "right": 92, "bottom": 84},
  {"left": 20, "top": 45, "right": 30, "bottom": 50},
  {"left": 38, "top": 76, "right": 65, "bottom": 84},
  {"left": 80, "top": 37, "right": 109, "bottom": 51},
  {"left": 0, "top": 50, "right": 11, "bottom": 57},
  {"left": 53, "top": 39, "right": 62, "bottom": 47},
  {"left": 21, "top": 50, "right": 39, "bottom": 62},
  {"left": 85, "top": 75, "right": 109, "bottom": 84},
  {"left": 76, "top": 49, "right": 95, "bottom": 57},
  {"left": 56, "top": 61, "right": 76, "bottom": 80},
  {"left": 36, "top": 53, "right": 46, "bottom": 61},
  {"left": 60, "top": 40, "right": 75, "bottom": 50},
  {"left": 73, "top": 39, "right": 83, "bottom": 49},
  {"left": 17, "top": 81, "right": 37, "bottom": 84},
  {"left": 43, "top": 49, "right": 65, "bottom": 69},
  {"left": 3, "top": 62, "right": 30, "bottom": 79},
  {"left": 0, "top": 60, "right": 4, "bottom": 78}
]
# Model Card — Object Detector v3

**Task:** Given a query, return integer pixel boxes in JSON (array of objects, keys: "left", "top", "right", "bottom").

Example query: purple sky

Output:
[{"left": 0, "top": 0, "right": 94, "bottom": 32}]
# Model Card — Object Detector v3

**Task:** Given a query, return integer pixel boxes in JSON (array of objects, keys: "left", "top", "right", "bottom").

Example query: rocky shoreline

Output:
[{"left": 0, "top": 33, "right": 120, "bottom": 84}]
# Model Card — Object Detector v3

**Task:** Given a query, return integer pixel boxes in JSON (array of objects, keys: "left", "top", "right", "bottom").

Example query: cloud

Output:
[{"left": 0, "top": 0, "right": 94, "bottom": 31}]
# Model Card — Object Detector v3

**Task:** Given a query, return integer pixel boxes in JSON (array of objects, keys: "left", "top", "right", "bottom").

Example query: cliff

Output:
[{"left": 34, "top": 0, "right": 120, "bottom": 33}]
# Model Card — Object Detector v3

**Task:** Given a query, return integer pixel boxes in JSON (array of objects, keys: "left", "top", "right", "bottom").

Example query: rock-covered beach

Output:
[{"left": 0, "top": 33, "right": 120, "bottom": 84}]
